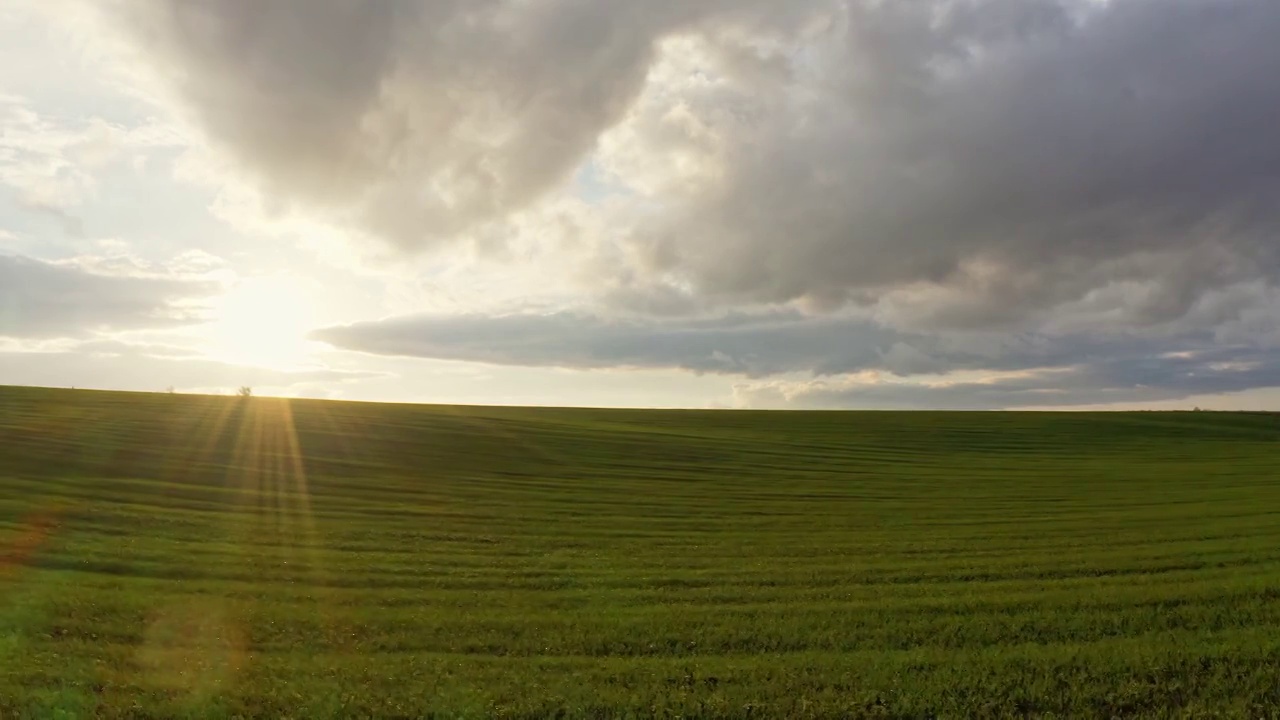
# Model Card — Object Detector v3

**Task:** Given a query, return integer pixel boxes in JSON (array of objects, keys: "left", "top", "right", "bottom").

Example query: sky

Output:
[{"left": 2, "top": 0, "right": 1280, "bottom": 410}]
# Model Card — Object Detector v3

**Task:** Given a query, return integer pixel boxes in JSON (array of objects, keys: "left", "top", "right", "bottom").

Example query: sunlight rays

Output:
[
  {"left": 225, "top": 398, "right": 321, "bottom": 567},
  {"left": 158, "top": 394, "right": 241, "bottom": 483},
  {"left": 139, "top": 395, "right": 334, "bottom": 701}
]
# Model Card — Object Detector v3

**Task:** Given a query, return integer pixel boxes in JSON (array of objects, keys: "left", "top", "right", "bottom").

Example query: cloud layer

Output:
[
  {"left": 104, "top": 0, "right": 1280, "bottom": 319},
  {"left": 313, "top": 310, "right": 1280, "bottom": 408},
  {"left": 0, "top": 339, "right": 374, "bottom": 394},
  {"left": 88, "top": 0, "right": 1280, "bottom": 407},
  {"left": 0, "top": 253, "right": 215, "bottom": 338}
]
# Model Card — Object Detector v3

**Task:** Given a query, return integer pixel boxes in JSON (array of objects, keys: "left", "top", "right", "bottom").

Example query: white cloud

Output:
[{"left": 0, "top": 93, "right": 187, "bottom": 239}]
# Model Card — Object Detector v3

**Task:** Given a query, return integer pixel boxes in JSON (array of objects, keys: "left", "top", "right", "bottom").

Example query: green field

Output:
[{"left": 2, "top": 385, "right": 1280, "bottom": 718}]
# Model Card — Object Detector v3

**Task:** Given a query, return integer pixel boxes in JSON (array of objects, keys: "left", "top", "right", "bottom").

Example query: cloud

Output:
[
  {"left": 603, "top": 0, "right": 1280, "bottom": 331},
  {"left": 313, "top": 310, "right": 904, "bottom": 377},
  {"left": 0, "top": 339, "right": 377, "bottom": 393},
  {"left": 93, "top": 0, "right": 1280, "bottom": 332},
  {"left": 313, "top": 308, "right": 1280, "bottom": 408},
  {"left": 0, "top": 94, "right": 183, "bottom": 231},
  {"left": 0, "top": 253, "right": 217, "bottom": 338},
  {"left": 733, "top": 346, "right": 1280, "bottom": 410},
  {"left": 97, "top": 0, "right": 781, "bottom": 251},
  {"left": 304, "top": 308, "right": 1187, "bottom": 379},
  {"left": 79, "top": 0, "right": 1280, "bottom": 408}
]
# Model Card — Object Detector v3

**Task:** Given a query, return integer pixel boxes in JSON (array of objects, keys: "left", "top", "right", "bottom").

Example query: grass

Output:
[{"left": 2, "top": 385, "right": 1280, "bottom": 718}]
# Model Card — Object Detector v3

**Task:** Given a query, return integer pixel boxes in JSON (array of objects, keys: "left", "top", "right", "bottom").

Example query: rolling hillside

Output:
[{"left": 3, "top": 386, "right": 1280, "bottom": 717}]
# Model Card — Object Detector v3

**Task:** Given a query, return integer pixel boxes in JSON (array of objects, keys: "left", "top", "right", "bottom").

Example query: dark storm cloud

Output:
[
  {"left": 624, "top": 0, "right": 1280, "bottom": 326},
  {"left": 0, "top": 253, "right": 214, "bottom": 338}
]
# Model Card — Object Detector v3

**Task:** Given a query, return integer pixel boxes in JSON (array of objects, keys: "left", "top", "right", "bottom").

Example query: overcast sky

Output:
[{"left": 3, "top": 0, "right": 1279, "bottom": 409}]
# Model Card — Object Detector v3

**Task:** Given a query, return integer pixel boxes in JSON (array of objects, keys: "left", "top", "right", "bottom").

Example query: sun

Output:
[{"left": 204, "top": 276, "right": 317, "bottom": 368}]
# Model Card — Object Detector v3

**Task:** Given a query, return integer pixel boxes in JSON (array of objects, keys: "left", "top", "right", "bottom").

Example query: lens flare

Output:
[
  {"left": 138, "top": 599, "right": 246, "bottom": 698},
  {"left": 0, "top": 509, "right": 62, "bottom": 582}
]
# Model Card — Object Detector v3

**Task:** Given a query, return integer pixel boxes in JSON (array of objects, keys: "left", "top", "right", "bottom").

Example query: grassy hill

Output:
[{"left": 2, "top": 385, "right": 1280, "bottom": 718}]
